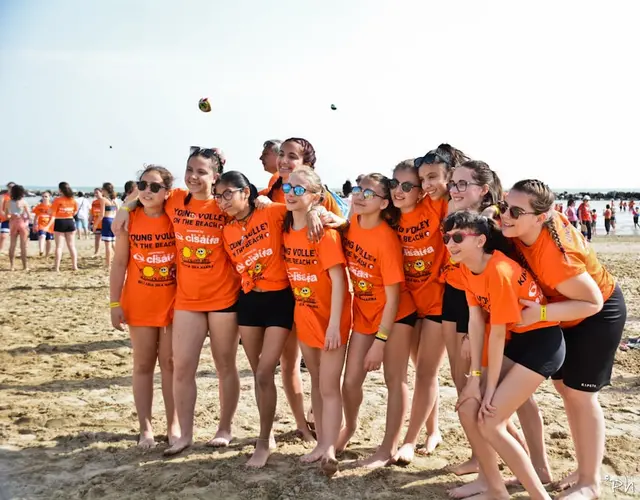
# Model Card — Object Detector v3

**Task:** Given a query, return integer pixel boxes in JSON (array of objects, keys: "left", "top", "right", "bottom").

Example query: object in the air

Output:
[
  {"left": 330, "top": 104, "right": 337, "bottom": 110},
  {"left": 109, "top": 145, "right": 112, "bottom": 149},
  {"left": 199, "top": 98, "right": 212, "bottom": 113}
]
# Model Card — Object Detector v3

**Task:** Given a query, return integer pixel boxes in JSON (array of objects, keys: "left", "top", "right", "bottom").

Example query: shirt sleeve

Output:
[
  {"left": 487, "top": 261, "right": 522, "bottom": 326},
  {"left": 318, "top": 229, "right": 345, "bottom": 271},
  {"left": 380, "top": 230, "right": 405, "bottom": 286},
  {"left": 465, "top": 290, "right": 479, "bottom": 307}
]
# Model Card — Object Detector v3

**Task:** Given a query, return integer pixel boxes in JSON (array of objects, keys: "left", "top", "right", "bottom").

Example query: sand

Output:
[{"left": 1, "top": 237, "right": 639, "bottom": 499}]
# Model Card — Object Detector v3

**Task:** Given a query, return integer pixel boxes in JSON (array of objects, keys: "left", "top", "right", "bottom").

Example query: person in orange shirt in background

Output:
[
  {"left": 89, "top": 188, "right": 104, "bottom": 256},
  {"left": 282, "top": 167, "right": 351, "bottom": 476},
  {"left": 0, "top": 181, "right": 16, "bottom": 254},
  {"left": 502, "top": 180, "right": 626, "bottom": 500},
  {"left": 216, "top": 170, "right": 322, "bottom": 468},
  {"left": 258, "top": 139, "right": 281, "bottom": 196},
  {"left": 444, "top": 211, "right": 565, "bottom": 500},
  {"left": 328, "top": 173, "right": 417, "bottom": 468},
  {"left": 49, "top": 182, "right": 79, "bottom": 272},
  {"left": 109, "top": 165, "right": 179, "bottom": 449},
  {"left": 33, "top": 191, "right": 54, "bottom": 257}
]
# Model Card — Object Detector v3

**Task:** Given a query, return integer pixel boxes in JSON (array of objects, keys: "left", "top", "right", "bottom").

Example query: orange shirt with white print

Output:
[
  {"left": 222, "top": 203, "right": 289, "bottom": 293},
  {"left": 344, "top": 215, "right": 416, "bottom": 335},
  {"left": 268, "top": 183, "right": 343, "bottom": 216},
  {"left": 513, "top": 212, "right": 615, "bottom": 328},
  {"left": 91, "top": 199, "right": 102, "bottom": 229},
  {"left": 120, "top": 207, "right": 176, "bottom": 327},
  {"left": 165, "top": 189, "right": 240, "bottom": 311},
  {"left": 50, "top": 196, "right": 78, "bottom": 219},
  {"left": 397, "top": 196, "right": 448, "bottom": 316},
  {"left": 33, "top": 203, "right": 53, "bottom": 232},
  {"left": 283, "top": 227, "right": 352, "bottom": 349}
]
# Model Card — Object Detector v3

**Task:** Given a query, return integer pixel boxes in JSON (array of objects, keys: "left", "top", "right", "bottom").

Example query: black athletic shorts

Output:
[
  {"left": 551, "top": 284, "right": 626, "bottom": 392},
  {"left": 237, "top": 288, "right": 295, "bottom": 330},
  {"left": 442, "top": 283, "right": 469, "bottom": 334},
  {"left": 395, "top": 310, "right": 419, "bottom": 328},
  {"left": 505, "top": 325, "right": 566, "bottom": 379},
  {"left": 423, "top": 315, "right": 442, "bottom": 324},
  {"left": 53, "top": 218, "right": 76, "bottom": 233}
]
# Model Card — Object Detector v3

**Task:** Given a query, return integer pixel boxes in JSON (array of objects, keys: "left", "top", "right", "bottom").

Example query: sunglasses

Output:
[
  {"left": 447, "top": 180, "right": 482, "bottom": 193},
  {"left": 282, "top": 183, "right": 308, "bottom": 196},
  {"left": 352, "top": 185, "right": 385, "bottom": 200},
  {"left": 389, "top": 179, "right": 420, "bottom": 193},
  {"left": 443, "top": 232, "right": 480, "bottom": 244},
  {"left": 498, "top": 201, "right": 537, "bottom": 219},
  {"left": 414, "top": 152, "right": 449, "bottom": 169},
  {"left": 213, "top": 188, "right": 242, "bottom": 201},
  {"left": 189, "top": 147, "right": 224, "bottom": 167},
  {"left": 136, "top": 180, "right": 166, "bottom": 193}
]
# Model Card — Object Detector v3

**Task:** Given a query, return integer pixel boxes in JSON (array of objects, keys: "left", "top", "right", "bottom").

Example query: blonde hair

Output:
[{"left": 283, "top": 166, "right": 325, "bottom": 233}]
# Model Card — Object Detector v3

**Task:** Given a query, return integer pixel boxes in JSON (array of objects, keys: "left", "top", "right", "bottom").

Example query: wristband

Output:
[
  {"left": 540, "top": 304, "right": 547, "bottom": 321},
  {"left": 466, "top": 370, "right": 482, "bottom": 378},
  {"left": 375, "top": 331, "right": 388, "bottom": 342},
  {"left": 109, "top": 301, "right": 121, "bottom": 308},
  {"left": 122, "top": 206, "right": 131, "bottom": 213},
  {"left": 378, "top": 324, "right": 390, "bottom": 336}
]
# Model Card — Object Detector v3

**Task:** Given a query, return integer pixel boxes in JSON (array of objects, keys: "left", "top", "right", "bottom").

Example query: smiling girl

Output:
[
  {"left": 445, "top": 211, "right": 565, "bottom": 500},
  {"left": 109, "top": 165, "right": 178, "bottom": 448}
]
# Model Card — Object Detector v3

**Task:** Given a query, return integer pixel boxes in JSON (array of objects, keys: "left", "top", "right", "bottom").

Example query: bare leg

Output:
[
  {"left": 157, "top": 325, "right": 180, "bottom": 445},
  {"left": 38, "top": 234, "right": 45, "bottom": 256},
  {"left": 8, "top": 232, "right": 17, "bottom": 270},
  {"left": 65, "top": 232, "right": 78, "bottom": 270},
  {"left": 19, "top": 229, "right": 28, "bottom": 269},
  {"left": 53, "top": 232, "right": 64, "bottom": 271}
]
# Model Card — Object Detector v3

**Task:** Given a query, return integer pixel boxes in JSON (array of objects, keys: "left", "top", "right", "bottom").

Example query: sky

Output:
[{"left": 1, "top": 0, "right": 639, "bottom": 191}]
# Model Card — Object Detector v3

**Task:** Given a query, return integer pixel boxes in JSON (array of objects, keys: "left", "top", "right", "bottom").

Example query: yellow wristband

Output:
[
  {"left": 375, "top": 331, "right": 388, "bottom": 342},
  {"left": 122, "top": 206, "right": 131, "bottom": 213},
  {"left": 470, "top": 370, "right": 482, "bottom": 377},
  {"left": 540, "top": 304, "right": 547, "bottom": 321},
  {"left": 109, "top": 301, "right": 121, "bottom": 308},
  {"left": 378, "top": 324, "right": 390, "bottom": 336}
]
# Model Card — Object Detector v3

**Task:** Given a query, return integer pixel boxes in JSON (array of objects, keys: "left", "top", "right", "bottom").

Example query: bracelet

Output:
[
  {"left": 109, "top": 301, "right": 121, "bottom": 308},
  {"left": 378, "top": 324, "right": 390, "bottom": 336},
  {"left": 122, "top": 206, "right": 131, "bottom": 213},
  {"left": 465, "top": 370, "right": 482, "bottom": 378},
  {"left": 375, "top": 331, "right": 388, "bottom": 342},
  {"left": 540, "top": 304, "right": 547, "bottom": 321}
]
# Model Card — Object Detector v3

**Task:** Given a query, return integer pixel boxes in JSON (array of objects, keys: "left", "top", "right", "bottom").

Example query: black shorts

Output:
[
  {"left": 422, "top": 315, "right": 442, "bottom": 324},
  {"left": 442, "top": 283, "right": 469, "bottom": 334},
  {"left": 237, "top": 288, "right": 294, "bottom": 330},
  {"left": 551, "top": 284, "right": 626, "bottom": 392},
  {"left": 505, "top": 326, "right": 566, "bottom": 379},
  {"left": 54, "top": 218, "right": 76, "bottom": 233},
  {"left": 395, "top": 311, "right": 418, "bottom": 328},
  {"left": 212, "top": 301, "right": 238, "bottom": 313}
]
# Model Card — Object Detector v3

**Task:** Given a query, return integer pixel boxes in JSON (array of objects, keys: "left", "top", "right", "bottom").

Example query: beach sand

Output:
[{"left": 0, "top": 237, "right": 639, "bottom": 499}]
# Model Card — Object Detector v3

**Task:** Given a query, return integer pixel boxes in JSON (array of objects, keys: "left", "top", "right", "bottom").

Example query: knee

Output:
[
  {"left": 256, "top": 366, "right": 275, "bottom": 390},
  {"left": 158, "top": 353, "right": 174, "bottom": 374},
  {"left": 214, "top": 355, "right": 237, "bottom": 376},
  {"left": 383, "top": 369, "right": 407, "bottom": 390},
  {"left": 279, "top": 352, "right": 301, "bottom": 375},
  {"left": 172, "top": 356, "right": 197, "bottom": 381},
  {"left": 341, "top": 376, "right": 361, "bottom": 397},
  {"left": 414, "top": 362, "right": 439, "bottom": 382},
  {"left": 319, "top": 377, "right": 341, "bottom": 400},
  {"left": 457, "top": 399, "right": 479, "bottom": 427},
  {"left": 478, "top": 415, "right": 504, "bottom": 440},
  {"left": 133, "top": 356, "right": 157, "bottom": 375}
]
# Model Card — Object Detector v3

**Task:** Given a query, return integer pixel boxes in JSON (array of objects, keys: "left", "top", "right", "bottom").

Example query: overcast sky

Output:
[{"left": 1, "top": 0, "right": 638, "bottom": 191}]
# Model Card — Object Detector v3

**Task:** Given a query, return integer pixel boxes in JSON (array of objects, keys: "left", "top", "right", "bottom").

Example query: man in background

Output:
[
  {"left": 259, "top": 139, "right": 281, "bottom": 195},
  {"left": 578, "top": 195, "right": 592, "bottom": 242}
]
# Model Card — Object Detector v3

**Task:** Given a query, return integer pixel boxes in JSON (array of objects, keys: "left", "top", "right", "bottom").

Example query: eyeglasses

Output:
[
  {"left": 213, "top": 188, "right": 242, "bottom": 201},
  {"left": 498, "top": 201, "right": 537, "bottom": 219},
  {"left": 443, "top": 232, "right": 480, "bottom": 244},
  {"left": 389, "top": 179, "right": 420, "bottom": 193},
  {"left": 282, "top": 183, "right": 308, "bottom": 196},
  {"left": 414, "top": 152, "right": 449, "bottom": 168},
  {"left": 352, "top": 186, "right": 385, "bottom": 200},
  {"left": 447, "top": 180, "right": 482, "bottom": 193},
  {"left": 136, "top": 181, "right": 166, "bottom": 193}
]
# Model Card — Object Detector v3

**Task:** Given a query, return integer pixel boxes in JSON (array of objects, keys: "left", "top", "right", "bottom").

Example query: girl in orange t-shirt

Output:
[
  {"left": 254, "top": 137, "right": 342, "bottom": 442},
  {"left": 216, "top": 170, "right": 320, "bottom": 468},
  {"left": 49, "top": 182, "right": 79, "bottom": 271},
  {"left": 444, "top": 211, "right": 565, "bottom": 500},
  {"left": 109, "top": 165, "right": 179, "bottom": 449},
  {"left": 333, "top": 173, "right": 417, "bottom": 468},
  {"left": 90, "top": 188, "right": 104, "bottom": 256},
  {"left": 33, "top": 191, "right": 54, "bottom": 257},
  {"left": 282, "top": 167, "right": 351, "bottom": 476},
  {"left": 114, "top": 147, "right": 241, "bottom": 457},
  {"left": 501, "top": 179, "right": 626, "bottom": 498}
]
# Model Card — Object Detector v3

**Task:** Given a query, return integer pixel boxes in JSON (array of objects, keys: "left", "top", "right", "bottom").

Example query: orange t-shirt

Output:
[
  {"left": 91, "top": 199, "right": 102, "bottom": 229},
  {"left": 344, "top": 215, "right": 416, "bottom": 334},
  {"left": 50, "top": 196, "right": 78, "bottom": 219},
  {"left": 165, "top": 189, "right": 240, "bottom": 311},
  {"left": 120, "top": 208, "right": 176, "bottom": 327},
  {"left": 397, "top": 197, "right": 448, "bottom": 316},
  {"left": 513, "top": 213, "right": 615, "bottom": 328},
  {"left": 33, "top": 203, "right": 53, "bottom": 232},
  {"left": 0, "top": 194, "right": 9, "bottom": 222},
  {"left": 283, "top": 227, "right": 352, "bottom": 348},
  {"left": 222, "top": 203, "right": 289, "bottom": 293},
  {"left": 268, "top": 183, "right": 342, "bottom": 216},
  {"left": 259, "top": 173, "right": 280, "bottom": 196}
]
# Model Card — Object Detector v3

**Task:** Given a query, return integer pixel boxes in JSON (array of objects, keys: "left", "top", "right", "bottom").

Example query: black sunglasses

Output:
[
  {"left": 498, "top": 201, "right": 537, "bottom": 219},
  {"left": 414, "top": 151, "right": 449, "bottom": 169},
  {"left": 447, "top": 180, "right": 482, "bottom": 193},
  {"left": 137, "top": 180, "right": 166, "bottom": 193},
  {"left": 442, "top": 232, "right": 480, "bottom": 244},
  {"left": 189, "top": 147, "right": 224, "bottom": 167},
  {"left": 389, "top": 179, "right": 420, "bottom": 193}
]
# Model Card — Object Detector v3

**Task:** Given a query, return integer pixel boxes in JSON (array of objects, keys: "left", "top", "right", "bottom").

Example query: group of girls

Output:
[{"left": 109, "top": 140, "right": 626, "bottom": 500}]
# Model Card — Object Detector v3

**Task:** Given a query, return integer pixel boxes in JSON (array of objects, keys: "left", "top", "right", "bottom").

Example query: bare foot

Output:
[
  {"left": 163, "top": 437, "right": 192, "bottom": 456},
  {"left": 448, "top": 478, "right": 487, "bottom": 499},
  {"left": 321, "top": 456, "right": 339, "bottom": 477},
  {"left": 300, "top": 445, "right": 324, "bottom": 464},
  {"left": 505, "top": 466, "right": 553, "bottom": 486},
  {"left": 552, "top": 470, "right": 578, "bottom": 491},
  {"left": 464, "top": 491, "right": 509, "bottom": 500},
  {"left": 416, "top": 432, "right": 442, "bottom": 456},
  {"left": 335, "top": 426, "right": 356, "bottom": 453},
  {"left": 392, "top": 443, "right": 415, "bottom": 466},
  {"left": 555, "top": 484, "right": 600, "bottom": 500},
  {"left": 246, "top": 437, "right": 277, "bottom": 468},
  {"left": 357, "top": 449, "right": 393, "bottom": 469},
  {"left": 206, "top": 429, "right": 233, "bottom": 448},
  {"left": 448, "top": 457, "right": 480, "bottom": 476},
  {"left": 295, "top": 426, "right": 316, "bottom": 443},
  {"left": 168, "top": 434, "right": 180, "bottom": 447},
  {"left": 137, "top": 433, "right": 156, "bottom": 449}
]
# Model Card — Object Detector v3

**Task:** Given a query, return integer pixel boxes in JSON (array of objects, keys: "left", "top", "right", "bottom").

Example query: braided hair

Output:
[{"left": 267, "top": 138, "right": 317, "bottom": 200}]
